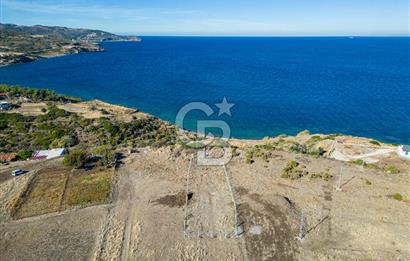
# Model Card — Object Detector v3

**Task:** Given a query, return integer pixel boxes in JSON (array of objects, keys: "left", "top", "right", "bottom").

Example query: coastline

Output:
[
  {"left": 0, "top": 38, "right": 144, "bottom": 67},
  {"left": 0, "top": 43, "right": 103, "bottom": 67},
  {"left": 0, "top": 84, "right": 401, "bottom": 147},
  {"left": 67, "top": 98, "right": 404, "bottom": 148},
  {"left": 1, "top": 37, "right": 408, "bottom": 145},
  {"left": 1, "top": 85, "right": 409, "bottom": 261},
  {"left": 51, "top": 98, "right": 408, "bottom": 164},
  {"left": 0, "top": 23, "right": 141, "bottom": 67}
]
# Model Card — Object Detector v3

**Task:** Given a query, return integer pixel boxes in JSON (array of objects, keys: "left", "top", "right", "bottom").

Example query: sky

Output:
[{"left": 0, "top": 0, "right": 409, "bottom": 36}]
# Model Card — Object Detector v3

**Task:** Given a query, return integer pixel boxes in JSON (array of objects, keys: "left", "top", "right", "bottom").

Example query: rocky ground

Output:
[
  {"left": 0, "top": 145, "right": 408, "bottom": 260},
  {"left": 0, "top": 43, "right": 102, "bottom": 66}
]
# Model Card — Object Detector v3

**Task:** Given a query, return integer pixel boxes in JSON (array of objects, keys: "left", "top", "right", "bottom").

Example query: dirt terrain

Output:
[
  {"left": 57, "top": 100, "right": 147, "bottom": 122},
  {"left": 1, "top": 145, "right": 408, "bottom": 260},
  {"left": 8, "top": 102, "right": 47, "bottom": 116}
]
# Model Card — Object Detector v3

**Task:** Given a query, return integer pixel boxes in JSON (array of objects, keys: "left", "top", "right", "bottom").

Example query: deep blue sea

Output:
[{"left": 0, "top": 37, "right": 409, "bottom": 143}]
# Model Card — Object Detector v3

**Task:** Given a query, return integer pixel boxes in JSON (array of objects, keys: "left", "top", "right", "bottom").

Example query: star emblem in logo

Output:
[{"left": 215, "top": 97, "right": 234, "bottom": 116}]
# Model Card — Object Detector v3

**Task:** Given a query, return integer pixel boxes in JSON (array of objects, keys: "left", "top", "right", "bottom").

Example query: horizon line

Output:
[{"left": 119, "top": 34, "right": 410, "bottom": 37}]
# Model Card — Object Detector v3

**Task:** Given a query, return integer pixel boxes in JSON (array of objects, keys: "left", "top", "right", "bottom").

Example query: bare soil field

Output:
[
  {"left": 57, "top": 100, "right": 147, "bottom": 122},
  {"left": 0, "top": 205, "right": 108, "bottom": 261},
  {"left": 8, "top": 102, "right": 47, "bottom": 116},
  {"left": 92, "top": 147, "right": 410, "bottom": 260},
  {"left": 0, "top": 146, "right": 409, "bottom": 260}
]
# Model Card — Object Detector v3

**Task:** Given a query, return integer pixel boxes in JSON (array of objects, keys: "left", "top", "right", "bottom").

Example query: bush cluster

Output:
[
  {"left": 281, "top": 160, "right": 308, "bottom": 180},
  {"left": 63, "top": 149, "right": 89, "bottom": 168},
  {"left": 0, "top": 84, "right": 79, "bottom": 102}
]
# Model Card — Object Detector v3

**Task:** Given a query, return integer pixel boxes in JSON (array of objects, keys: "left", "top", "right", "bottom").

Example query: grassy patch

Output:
[
  {"left": 352, "top": 159, "right": 366, "bottom": 166},
  {"left": 385, "top": 165, "right": 400, "bottom": 174},
  {"left": 12, "top": 165, "right": 113, "bottom": 219},
  {"left": 63, "top": 169, "right": 112, "bottom": 206}
]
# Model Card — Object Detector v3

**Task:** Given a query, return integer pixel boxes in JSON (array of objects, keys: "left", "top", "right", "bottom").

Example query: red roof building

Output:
[{"left": 0, "top": 153, "right": 17, "bottom": 162}]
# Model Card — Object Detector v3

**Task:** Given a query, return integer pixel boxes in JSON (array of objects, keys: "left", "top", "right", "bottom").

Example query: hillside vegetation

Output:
[
  {"left": 0, "top": 23, "right": 140, "bottom": 66},
  {"left": 0, "top": 85, "right": 177, "bottom": 157}
]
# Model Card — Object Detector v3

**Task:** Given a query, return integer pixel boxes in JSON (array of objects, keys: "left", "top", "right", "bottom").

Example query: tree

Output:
[
  {"left": 63, "top": 149, "right": 89, "bottom": 168},
  {"left": 17, "top": 150, "right": 33, "bottom": 160},
  {"left": 93, "top": 145, "right": 115, "bottom": 166}
]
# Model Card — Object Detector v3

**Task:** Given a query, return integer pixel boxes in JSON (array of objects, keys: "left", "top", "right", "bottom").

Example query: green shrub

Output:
[
  {"left": 17, "top": 150, "right": 33, "bottom": 160},
  {"left": 93, "top": 145, "right": 115, "bottom": 166},
  {"left": 50, "top": 135, "right": 77, "bottom": 148},
  {"left": 281, "top": 160, "right": 308, "bottom": 180},
  {"left": 255, "top": 143, "right": 275, "bottom": 151},
  {"left": 310, "top": 171, "right": 333, "bottom": 181},
  {"left": 284, "top": 160, "right": 299, "bottom": 171},
  {"left": 0, "top": 84, "right": 79, "bottom": 102},
  {"left": 0, "top": 113, "right": 32, "bottom": 127},
  {"left": 308, "top": 147, "right": 326, "bottom": 157},
  {"left": 290, "top": 143, "right": 307, "bottom": 154},
  {"left": 63, "top": 149, "right": 89, "bottom": 168},
  {"left": 386, "top": 165, "right": 399, "bottom": 174},
  {"left": 392, "top": 193, "right": 403, "bottom": 201},
  {"left": 352, "top": 159, "right": 366, "bottom": 166}
]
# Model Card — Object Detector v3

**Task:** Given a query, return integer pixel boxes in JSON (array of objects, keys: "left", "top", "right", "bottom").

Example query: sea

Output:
[{"left": 0, "top": 37, "right": 409, "bottom": 144}]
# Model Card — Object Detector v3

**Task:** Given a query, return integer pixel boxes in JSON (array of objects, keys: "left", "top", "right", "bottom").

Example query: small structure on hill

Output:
[
  {"left": 0, "top": 153, "right": 17, "bottom": 162},
  {"left": 398, "top": 145, "right": 410, "bottom": 159},
  {"left": 19, "top": 96, "right": 32, "bottom": 102},
  {"left": 31, "top": 148, "right": 66, "bottom": 160},
  {"left": 0, "top": 101, "right": 10, "bottom": 110}
]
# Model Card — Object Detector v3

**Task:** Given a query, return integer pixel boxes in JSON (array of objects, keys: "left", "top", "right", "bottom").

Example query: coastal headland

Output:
[{"left": 0, "top": 23, "right": 140, "bottom": 66}]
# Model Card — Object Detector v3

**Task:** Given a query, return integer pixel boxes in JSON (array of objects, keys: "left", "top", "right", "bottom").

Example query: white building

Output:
[
  {"left": 397, "top": 145, "right": 410, "bottom": 159},
  {"left": 31, "top": 148, "right": 66, "bottom": 160}
]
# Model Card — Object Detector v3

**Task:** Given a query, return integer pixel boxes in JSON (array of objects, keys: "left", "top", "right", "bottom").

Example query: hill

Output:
[
  {"left": 0, "top": 23, "right": 140, "bottom": 43},
  {"left": 0, "top": 23, "right": 140, "bottom": 66}
]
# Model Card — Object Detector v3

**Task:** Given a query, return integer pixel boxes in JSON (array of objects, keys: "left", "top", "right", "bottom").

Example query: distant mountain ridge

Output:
[
  {"left": 0, "top": 23, "right": 140, "bottom": 66},
  {"left": 0, "top": 23, "right": 140, "bottom": 43}
]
